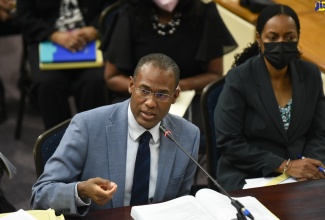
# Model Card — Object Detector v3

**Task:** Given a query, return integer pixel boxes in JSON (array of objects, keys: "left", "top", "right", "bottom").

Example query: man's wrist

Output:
[{"left": 75, "top": 182, "right": 91, "bottom": 205}]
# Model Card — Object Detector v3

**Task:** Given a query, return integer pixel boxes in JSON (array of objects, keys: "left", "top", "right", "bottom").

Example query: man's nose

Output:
[{"left": 145, "top": 94, "right": 158, "bottom": 107}]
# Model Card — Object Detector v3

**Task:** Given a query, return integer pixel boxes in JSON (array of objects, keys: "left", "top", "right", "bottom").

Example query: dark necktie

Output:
[{"left": 130, "top": 131, "right": 152, "bottom": 206}]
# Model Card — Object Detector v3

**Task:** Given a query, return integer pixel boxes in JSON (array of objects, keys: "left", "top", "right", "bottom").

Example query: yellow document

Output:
[{"left": 264, "top": 173, "right": 291, "bottom": 186}]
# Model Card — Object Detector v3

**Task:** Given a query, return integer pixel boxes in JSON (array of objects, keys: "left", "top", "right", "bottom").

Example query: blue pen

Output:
[
  {"left": 318, "top": 166, "right": 325, "bottom": 175},
  {"left": 297, "top": 154, "right": 325, "bottom": 175}
]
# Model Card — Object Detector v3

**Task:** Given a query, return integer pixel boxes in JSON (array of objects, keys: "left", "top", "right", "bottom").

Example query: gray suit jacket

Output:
[
  {"left": 30, "top": 100, "right": 200, "bottom": 216},
  {"left": 215, "top": 55, "right": 325, "bottom": 190}
]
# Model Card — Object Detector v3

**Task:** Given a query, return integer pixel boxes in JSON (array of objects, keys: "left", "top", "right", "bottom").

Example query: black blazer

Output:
[
  {"left": 215, "top": 54, "right": 325, "bottom": 190},
  {"left": 16, "top": 0, "right": 107, "bottom": 44}
]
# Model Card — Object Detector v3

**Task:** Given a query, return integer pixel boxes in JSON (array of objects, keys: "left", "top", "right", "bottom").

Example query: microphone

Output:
[{"left": 160, "top": 125, "right": 254, "bottom": 220}]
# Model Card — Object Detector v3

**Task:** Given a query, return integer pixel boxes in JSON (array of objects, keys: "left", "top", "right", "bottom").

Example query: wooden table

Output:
[
  {"left": 69, "top": 179, "right": 325, "bottom": 220},
  {"left": 230, "top": 179, "right": 325, "bottom": 220},
  {"left": 214, "top": 0, "right": 325, "bottom": 73},
  {"left": 297, "top": 12, "right": 325, "bottom": 72}
]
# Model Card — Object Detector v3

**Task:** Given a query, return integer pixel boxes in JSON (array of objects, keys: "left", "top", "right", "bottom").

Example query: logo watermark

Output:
[{"left": 315, "top": 1, "right": 325, "bottom": 11}]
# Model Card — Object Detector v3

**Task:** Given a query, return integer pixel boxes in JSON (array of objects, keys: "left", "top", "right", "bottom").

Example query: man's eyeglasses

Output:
[{"left": 134, "top": 88, "right": 173, "bottom": 102}]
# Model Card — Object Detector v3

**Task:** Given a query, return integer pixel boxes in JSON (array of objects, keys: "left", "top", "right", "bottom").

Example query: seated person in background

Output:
[
  {"left": 0, "top": 0, "right": 14, "bottom": 22},
  {"left": 214, "top": 4, "right": 325, "bottom": 191},
  {"left": 30, "top": 53, "right": 200, "bottom": 216},
  {"left": 0, "top": 0, "right": 21, "bottom": 124},
  {"left": 102, "top": 0, "right": 237, "bottom": 129},
  {"left": 16, "top": 0, "right": 108, "bottom": 130}
]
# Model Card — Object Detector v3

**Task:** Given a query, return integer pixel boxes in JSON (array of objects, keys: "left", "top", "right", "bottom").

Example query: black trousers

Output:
[{"left": 27, "top": 44, "right": 107, "bottom": 130}]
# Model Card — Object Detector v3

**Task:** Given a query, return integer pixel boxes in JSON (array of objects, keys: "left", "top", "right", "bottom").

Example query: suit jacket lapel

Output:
[
  {"left": 287, "top": 59, "right": 305, "bottom": 137},
  {"left": 253, "top": 55, "right": 288, "bottom": 141},
  {"left": 106, "top": 100, "right": 129, "bottom": 208},
  {"left": 153, "top": 116, "right": 178, "bottom": 202}
]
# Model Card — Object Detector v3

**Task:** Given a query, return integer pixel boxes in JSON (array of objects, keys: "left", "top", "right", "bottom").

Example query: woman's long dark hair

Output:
[
  {"left": 125, "top": 0, "right": 204, "bottom": 28},
  {"left": 232, "top": 4, "right": 301, "bottom": 67}
]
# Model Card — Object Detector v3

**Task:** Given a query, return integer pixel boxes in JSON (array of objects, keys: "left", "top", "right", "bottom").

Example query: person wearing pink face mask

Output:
[
  {"left": 102, "top": 0, "right": 237, "bottom": 138},
  {"left": 153, "top": 0, "right": 178, "bottom": 12}
]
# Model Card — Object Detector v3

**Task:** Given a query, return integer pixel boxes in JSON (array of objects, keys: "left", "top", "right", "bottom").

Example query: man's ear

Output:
[
  {"left": 171, "top": 88, "right": 180, "bottom": 104},
  {"left": 128, "top": 76, "right": 134, "bottom": 94}
]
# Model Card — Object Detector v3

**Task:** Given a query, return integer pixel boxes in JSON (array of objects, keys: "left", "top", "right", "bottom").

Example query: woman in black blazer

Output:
[
  {"left": 16, "top": 0, "right": 108, "bottom": 130},
  {"left": 215, "top": 4, "right": 325, "bottom": 190}
]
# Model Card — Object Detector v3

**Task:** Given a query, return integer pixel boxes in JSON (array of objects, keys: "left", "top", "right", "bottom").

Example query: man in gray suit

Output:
[{"left": 30, "top": 53, "right": 200, "bottom": 216}]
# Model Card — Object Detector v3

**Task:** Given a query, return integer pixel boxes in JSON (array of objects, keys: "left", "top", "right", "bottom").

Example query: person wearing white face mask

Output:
[{"left": 102, "top": 0, "right": 237, "bottom": 138}]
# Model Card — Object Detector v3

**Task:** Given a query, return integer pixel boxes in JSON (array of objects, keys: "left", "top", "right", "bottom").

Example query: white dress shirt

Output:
[{"left": 124, "top": 104, "right": 160, "bottom": 206}]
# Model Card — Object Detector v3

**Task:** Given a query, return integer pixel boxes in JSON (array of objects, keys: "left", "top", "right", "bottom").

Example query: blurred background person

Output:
[
  {"left": 0, "top": 0, "right": 21, "bottom": 124},
  {"left": 16, "top": 0, "right": 108, "bottom": 130}
]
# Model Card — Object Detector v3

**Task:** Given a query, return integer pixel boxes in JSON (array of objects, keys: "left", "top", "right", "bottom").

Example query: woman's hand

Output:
[
  {"left": 50, "top": 31, "right": 86, "bottom": 52},
  {"left": 74, "top": 26, "right": 98, "bottom": 42},
  {"left": 287, "top": 158, "right": 325, "bottom": 180},
  {"left": 0, "top": 0, "right": 15, "bottom": 22}
]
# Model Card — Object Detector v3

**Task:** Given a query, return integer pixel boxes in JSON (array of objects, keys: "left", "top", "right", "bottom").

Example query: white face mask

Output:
[{"left": 153, "top": 0, "right": 179, "bottom": 12}]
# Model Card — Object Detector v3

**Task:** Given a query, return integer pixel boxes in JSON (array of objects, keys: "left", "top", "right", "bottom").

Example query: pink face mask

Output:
[{"left": 153, "top": 0, "right": 179, "bottom": 12}]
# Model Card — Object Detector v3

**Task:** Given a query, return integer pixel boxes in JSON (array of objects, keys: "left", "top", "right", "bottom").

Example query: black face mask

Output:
[{"left": 263, "top": 42, "right": 299, "bottom": 70}]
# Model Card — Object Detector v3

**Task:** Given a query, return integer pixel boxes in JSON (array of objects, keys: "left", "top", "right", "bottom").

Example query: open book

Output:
[
  {"left": 131, "top": 188, "right": 279, "bottom": 220},
  {"left": 0, "top": 152, "right": 16, "bottom": 179}
]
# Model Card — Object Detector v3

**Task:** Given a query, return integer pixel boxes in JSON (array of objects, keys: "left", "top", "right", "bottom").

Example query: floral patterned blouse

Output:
[{"left": 279, "top": 99, "right": 292, "bottom": 131}]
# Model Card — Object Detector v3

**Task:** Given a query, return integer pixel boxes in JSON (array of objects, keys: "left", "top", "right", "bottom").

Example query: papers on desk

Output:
[
  {"left": 0, "top": 209, "right": 64, "bottom": 220},
  {"left": 131, "top": 188, "right": 279, "bottom": 220},
  {"left": 243, "top": 176, "right": 297, "bottom": 189},
  {"left": 169, "top": 90, "right": 195, "bottom": 117},
  {"left": 0, "top": 209, "right": 37, "bottom": 220}
]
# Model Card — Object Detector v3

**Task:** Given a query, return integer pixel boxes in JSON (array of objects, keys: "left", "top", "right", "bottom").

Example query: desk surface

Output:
[
  {"left": 214, "top": 0, "right": 325, "bottom": 73},
  {"left": 71, "top": 179, "right": 325, "bottom": 220},
  {"left": 230, "top": 179, "right": 325, "bottom": 220}
]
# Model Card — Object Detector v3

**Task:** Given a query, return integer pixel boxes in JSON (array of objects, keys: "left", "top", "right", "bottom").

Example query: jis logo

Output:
[{"left": 315, "top": 1, "right": 325, "bottom": 11}]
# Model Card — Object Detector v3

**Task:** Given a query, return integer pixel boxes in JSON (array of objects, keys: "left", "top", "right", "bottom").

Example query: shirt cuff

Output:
[{"left": 75, "top": 182, "right": 91, "bottom": 206}]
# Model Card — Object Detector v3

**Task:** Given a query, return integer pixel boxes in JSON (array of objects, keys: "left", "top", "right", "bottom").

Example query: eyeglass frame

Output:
[{"left": 133, "top": 88, "right": 176, "bottom": 102}]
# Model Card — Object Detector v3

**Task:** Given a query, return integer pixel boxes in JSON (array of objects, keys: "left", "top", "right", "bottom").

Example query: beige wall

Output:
[
  {"left": 216, "top": 4, "right": 255, "bottom": 74},
  {"left": 215, "top": 2, "right": 325, "bottom": 94}
]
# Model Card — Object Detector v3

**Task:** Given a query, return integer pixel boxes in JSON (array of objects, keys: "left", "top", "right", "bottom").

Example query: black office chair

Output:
[
  {"left": 98, "top": 0, "right": 126, "bottom": 104},
  {"left": 0, "top": 156, "right": 16, "bottom": 213},
  {"left": 99, "top": 0, "right": 125, "bottom": 46},
  {"left": 200, "top": 76, "right": 225, "bottom": 190},
  {"left": 33, "top": 118, "right": 71, "bottom": 178},
  {"left": 14, "top": 37, "right": 33, "bottom": 140}
]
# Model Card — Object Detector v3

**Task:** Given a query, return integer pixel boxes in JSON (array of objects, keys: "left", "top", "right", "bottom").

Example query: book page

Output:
[
  {"left": 131, "top": 195, "right": 214, "bottom": 220},
  {"left": 195, "top": 188, "right": 279, "bottom": 220}
]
